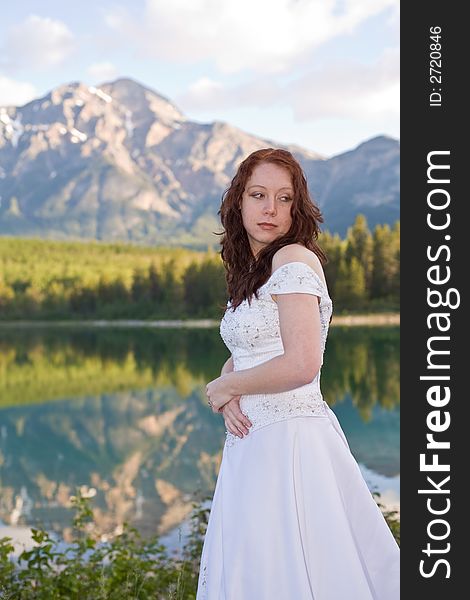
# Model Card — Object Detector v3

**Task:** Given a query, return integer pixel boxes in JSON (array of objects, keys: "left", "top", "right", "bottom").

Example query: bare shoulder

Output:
[{"left": 272, "top": 244, "right": 327, "bottom": 287}]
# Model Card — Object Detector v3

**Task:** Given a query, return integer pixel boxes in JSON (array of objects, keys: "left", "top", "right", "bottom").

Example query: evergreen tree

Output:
[
  {"left": 148, "top": 263, "right": 162, "bottom": 303},
  {"left": 345, "top": 215, "right": 373, "bottom": 296},
  {"left": 371, "top": 224, "right": 396, "bottom": 299},
  {"left": 390, "top": 221, "right": 400, "bottom": 298},
  {"left": 0, "top": 274, "right": 14, "bottom": 312},
  {"left": 319, "top": 231, "right": 344, "bottom": 300},
  {"left": 69, "top": 286, "right": 97, "bottom": 315},
  {"left": 183, "top": 262, "right": 200, "bottom": 315},
  {"left": 335, "top": 257, "right": 366, "bottom": 309},
  {"left": 183, "top": 260, "right": 226, "bottom": 317},
  {"left": 131, "top": 268, "right": 149, "bottom": 303},
  {"left": 161, "top": 260, "right": 184, "bottom": 316},
  {"left": 0, "top": 226, "right": 400, "bottom": 319}
]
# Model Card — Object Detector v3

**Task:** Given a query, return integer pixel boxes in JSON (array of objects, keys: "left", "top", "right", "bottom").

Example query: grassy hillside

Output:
[{"left": 0, "top": 215, "right": 400, "bottom": 319}]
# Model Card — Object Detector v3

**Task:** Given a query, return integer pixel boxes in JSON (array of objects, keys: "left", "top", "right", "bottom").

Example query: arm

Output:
[
  {"left": 206, "top": 292, "right": 322, "bottom": 412},
  {"left": 217, "top": 355, "right": 253, "bottom": 438},
  {"left": 224, "top": 292, "right": 322, "bottom": 397},
  {"left": 220, "top": 355, "right": 234, "bottom": 376},
  {"left": 206, "top": 247, "right": 326, "bottom": 412}
]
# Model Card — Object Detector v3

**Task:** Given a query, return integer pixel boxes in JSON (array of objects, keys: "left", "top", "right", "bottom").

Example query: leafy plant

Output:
[
  {"left": 0, "top": 487, "right": 399, "bottom": 597},
  {"left": 0, "top": 487, "right": 211, "bottom": 599}
]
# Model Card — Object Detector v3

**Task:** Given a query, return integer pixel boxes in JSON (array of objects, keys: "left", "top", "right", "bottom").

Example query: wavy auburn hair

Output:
[{"left": 218, "top": 148, "right": 327, "bottom": 310}]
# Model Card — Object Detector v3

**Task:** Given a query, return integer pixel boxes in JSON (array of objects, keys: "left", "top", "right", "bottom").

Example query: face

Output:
[{"left": 240, "top": 162, "right": 294, "bottom": 257}]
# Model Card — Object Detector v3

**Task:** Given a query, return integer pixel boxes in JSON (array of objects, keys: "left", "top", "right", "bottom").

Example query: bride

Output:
[{"left": 197, "top": 148, "right": 400, "bottom": 599}]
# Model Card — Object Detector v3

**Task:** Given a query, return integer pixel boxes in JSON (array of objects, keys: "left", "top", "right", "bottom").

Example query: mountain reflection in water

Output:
[{"left": 0, "top": 325, "right": 399, "bottom": 544}]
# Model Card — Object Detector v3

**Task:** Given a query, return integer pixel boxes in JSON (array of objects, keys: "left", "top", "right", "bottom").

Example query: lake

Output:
[{"left": 0, "top": 324, "right": 399, "bottom": 551}]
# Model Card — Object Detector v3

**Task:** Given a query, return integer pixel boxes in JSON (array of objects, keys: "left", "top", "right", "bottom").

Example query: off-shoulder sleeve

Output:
[{"left": 266, "top": 261, "right": 327, "bottom": 298}]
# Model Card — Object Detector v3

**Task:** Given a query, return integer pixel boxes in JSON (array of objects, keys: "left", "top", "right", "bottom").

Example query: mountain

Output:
[
  {"left": 303, "top": 136, "right": 399, "bottom": 236},
  {"left": 0, "top": 78, "right": 399, "bottom": 245}
]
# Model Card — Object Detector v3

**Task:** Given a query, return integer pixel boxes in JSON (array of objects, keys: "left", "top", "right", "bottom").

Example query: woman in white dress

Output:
[{"left": 197, "top": 148, "right": 399, "bottom": 599}]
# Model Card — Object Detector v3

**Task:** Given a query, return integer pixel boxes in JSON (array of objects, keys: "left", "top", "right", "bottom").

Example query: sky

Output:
[{"left": 0, "top": 0, "right": 399, "bottom": 157}]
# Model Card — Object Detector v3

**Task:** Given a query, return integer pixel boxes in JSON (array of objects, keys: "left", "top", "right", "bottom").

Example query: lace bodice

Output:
[{"left": 220, "top": 261, "right": 333, "bottom": 446}]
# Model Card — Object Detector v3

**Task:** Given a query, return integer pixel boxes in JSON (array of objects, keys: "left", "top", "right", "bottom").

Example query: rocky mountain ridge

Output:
[{"left": 0, "top": 78, "right": 399, "bottom": 245}]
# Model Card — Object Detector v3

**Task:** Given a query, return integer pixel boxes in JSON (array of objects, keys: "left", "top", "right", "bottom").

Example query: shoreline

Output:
[{"left": 0, "top": 313, "right": 399, "bottom": 328}]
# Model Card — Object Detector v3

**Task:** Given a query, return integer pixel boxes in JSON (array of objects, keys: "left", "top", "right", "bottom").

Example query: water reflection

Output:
[{"left": 0, "top": 325, "right": 399, "bottom": 542}]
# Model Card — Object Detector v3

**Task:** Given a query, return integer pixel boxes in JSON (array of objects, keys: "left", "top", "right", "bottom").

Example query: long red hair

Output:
[{"left": 218, "top": 148, "right": 327, "bottom": 310}]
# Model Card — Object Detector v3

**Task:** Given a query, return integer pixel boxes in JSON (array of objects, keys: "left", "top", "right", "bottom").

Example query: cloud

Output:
[
  {"left": 0, "top": 76, "right": 37, "bottom": 107},
  {"left": 104, "top": 0, "right": 398, "bottom": 74},
  {"left": 87, "top": 62, "right": 119, "bottom": 82},
  {"left": 178, "top": 48, "right": 399, "bottom": 122},
  {"left": 289, "top": 48, "right": 400, "bottom": 120},
  {"left": 179, "top": 76, "right": 282, "bottom": 110},
  {"left": 1, "top": 15, "right": 75, "bottom": 72}
]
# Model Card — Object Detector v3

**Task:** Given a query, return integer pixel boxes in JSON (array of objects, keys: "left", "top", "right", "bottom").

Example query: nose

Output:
[{"left": 263, "top": 196, "right": 276, "bottom": 215}]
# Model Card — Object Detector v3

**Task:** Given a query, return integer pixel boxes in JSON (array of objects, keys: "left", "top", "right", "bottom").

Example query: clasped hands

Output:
[
  {"left": 206, "top": 373, "right": 252, "bottom": 439},
  {"left": 205, "top": 373, "right": 235, "bottom": 413}
]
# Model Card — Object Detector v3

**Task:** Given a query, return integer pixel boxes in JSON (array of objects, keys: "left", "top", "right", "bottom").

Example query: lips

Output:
[{"left": 258, "top": 222, "right": 277, "bottom": 229}]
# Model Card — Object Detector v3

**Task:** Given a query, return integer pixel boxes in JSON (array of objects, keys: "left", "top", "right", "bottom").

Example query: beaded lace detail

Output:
[
  {"left": 220, "top": 262, "right": 333, "bottom": 448},
  {"left": 198, "top": 562, "right": 208, "bottom": 598}
]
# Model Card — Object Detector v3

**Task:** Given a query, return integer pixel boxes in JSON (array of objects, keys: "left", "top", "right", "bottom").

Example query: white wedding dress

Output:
[{"left": 196, "top": 261, "right": 399, "bottom": 599}]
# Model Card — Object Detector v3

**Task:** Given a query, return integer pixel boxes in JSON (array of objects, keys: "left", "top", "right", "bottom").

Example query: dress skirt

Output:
[{"left": 196, "top": 406, "right": 400, "bottom": 599}]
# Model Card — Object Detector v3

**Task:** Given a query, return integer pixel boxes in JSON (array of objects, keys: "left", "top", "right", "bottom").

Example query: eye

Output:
[
  {"left": 251, "top": 192, "right": 264, "bottom": 199},
  {"left": 279, "top": 195, "right": 292, "bottom": 202}
]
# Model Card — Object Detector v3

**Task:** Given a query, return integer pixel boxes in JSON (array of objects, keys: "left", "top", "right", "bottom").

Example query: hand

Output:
[
  {"left": 221, "top": 397, "right": 252, "bottom": 439},
  {"left": 205, "top": 373, "right": 236, "bottom": 413}
]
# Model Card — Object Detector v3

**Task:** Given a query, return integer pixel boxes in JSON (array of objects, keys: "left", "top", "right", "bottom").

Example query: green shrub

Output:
[
  {"left": 0, "top": 488, "right": 399, "bottom": 598},
  {"left": 0, "top": 487, "right": 211, "bottom": 599}
]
